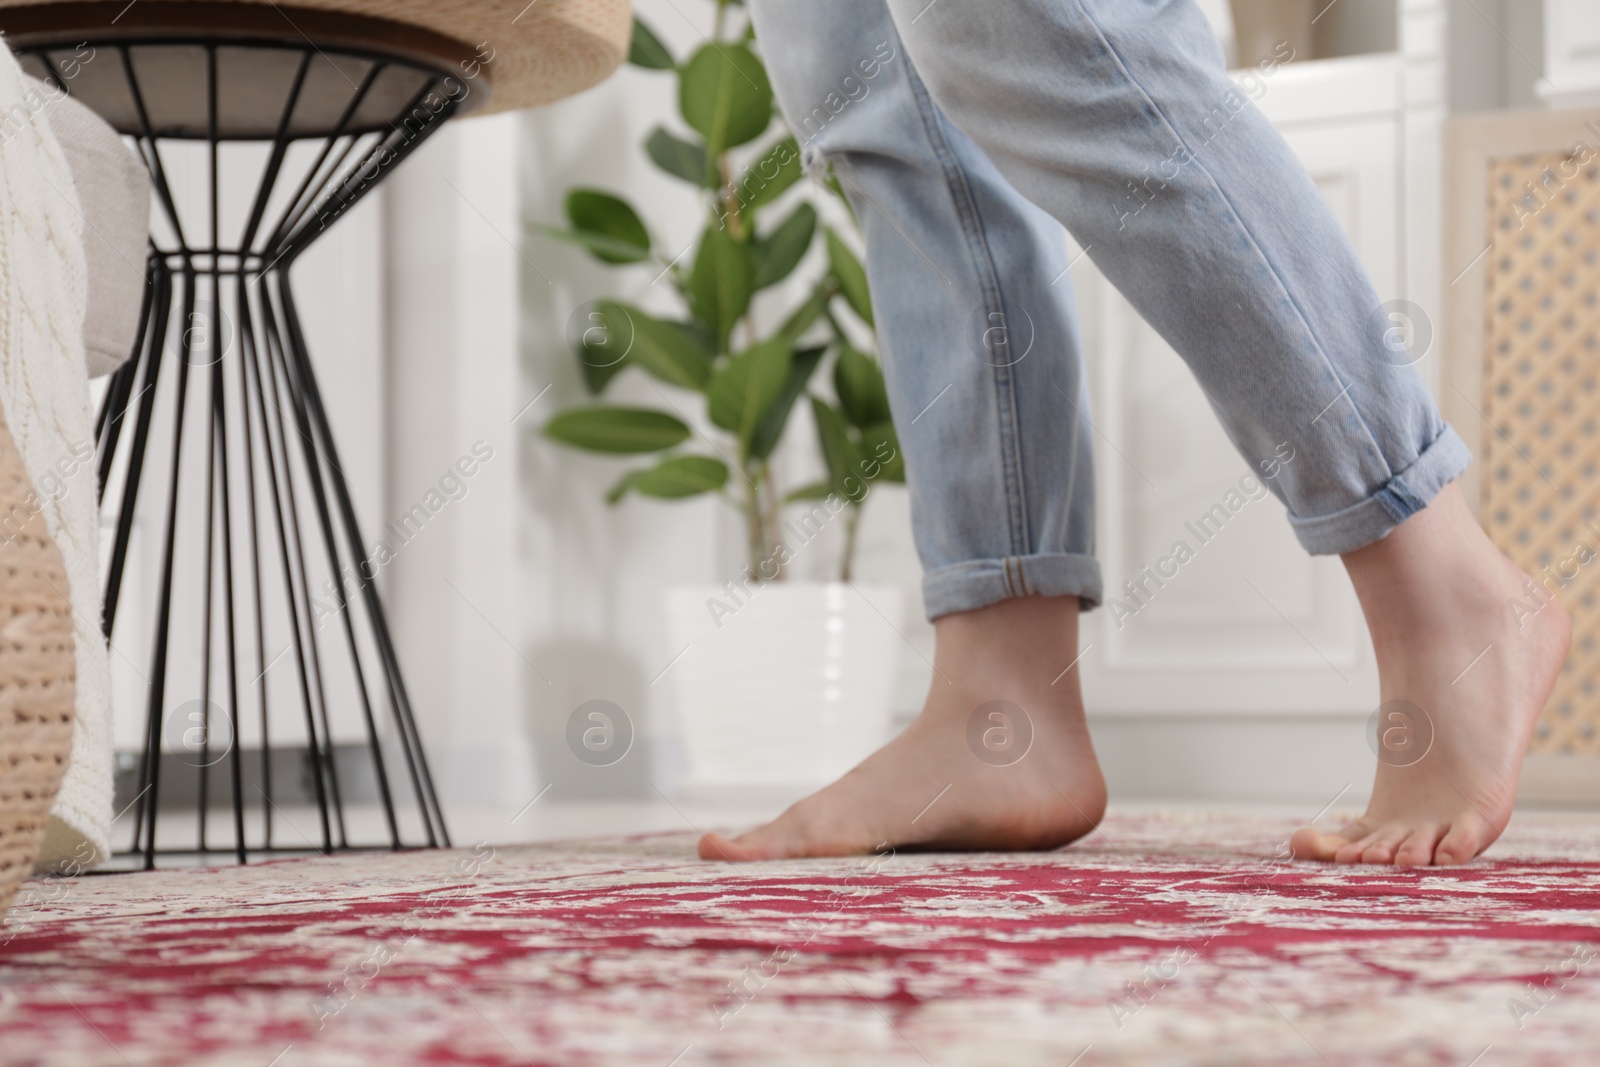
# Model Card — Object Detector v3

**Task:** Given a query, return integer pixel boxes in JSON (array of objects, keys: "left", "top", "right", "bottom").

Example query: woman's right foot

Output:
[
  {"left": 700, "top": 595, "right": 1106, "bottom": 862},
  {"left": 1291, "top": 484, "right": 1571, "bottom": 867}
]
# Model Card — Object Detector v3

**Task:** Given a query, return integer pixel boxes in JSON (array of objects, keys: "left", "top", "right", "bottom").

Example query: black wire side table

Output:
[{"left": 3, "top": 2, "right": 482, "bottom": 866}]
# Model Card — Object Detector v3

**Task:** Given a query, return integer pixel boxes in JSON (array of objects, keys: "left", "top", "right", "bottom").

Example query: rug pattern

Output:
[{"left": 2, "top": 811, "right": 1599, "bottom": 1066}]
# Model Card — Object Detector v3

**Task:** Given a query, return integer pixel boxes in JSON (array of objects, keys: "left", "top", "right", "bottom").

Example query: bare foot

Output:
[
  {"left": 699, "top": 595, "right": 1106, "bottom": 861},
  {"left": 1291, "top": 483, "right": 1571, "bottom": 867}
]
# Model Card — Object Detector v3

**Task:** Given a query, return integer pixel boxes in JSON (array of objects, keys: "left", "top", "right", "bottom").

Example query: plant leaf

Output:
[
  {"left": 784, "top": 481, "right": 834, "bottom": 503},
  {"left": 735, "top": 137, "right": 803, "bottom": 215},
  {"left": 535, "top": 224, "right": 653, "bottom": 265},
  {"left": 544, "top": 406, "right": 690, "bottom": 454},
  {"left": 826, "top": 229, "right": 874, "bottom": 326},
  {"left": 809, "top": 395, "right": 862, "bottom": 497},
  {"left": 578, "top": 354, "right": 628, "bottom": 396},
  {"left": 563, "top": 189, "right": 651, "bottom": 264},
  {"left": 748, "top": 345, "right": 824, "bottom": 462},
  {"left": 568, "top": 301, "right": 634, "bottom": 394},
  {"left": 859, "top": 420, "right": 905, "bottom": 483},
  {"left": 823, "top": 166, "right": 858, "bottom": 226},
  {"left": 687, "top": 226, "right": 754, "bottom": 350},
  {"left": 628, "top": 16, "right": 675, "bottom": 70},
  {"left": 609, "top": 455, "right": 729, "bottom": 503},
  {"left": 833, "top": 343, "right": 892, "bottom": 428},
  {"left": 707, "top": 339, "right": 792, "bottom": 454},
  {"left": 777, "top": 280, "right": 830, "bottom": 346},
  {"left": 751, "top": 202, "right": 816, "bottom": 291},
  {"left": 597, "top": 302, "right": 713, "bottom": 390},
  {"left": 679, "top": 42, "right": 773, "bottom": 155},
  {"left": 645, "top": 127, "right": 713, "bottom": 187}
]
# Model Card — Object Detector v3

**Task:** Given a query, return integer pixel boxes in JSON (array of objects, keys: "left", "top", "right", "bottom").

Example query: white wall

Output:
[
  {"left": 511, "top": 0, "right": 931, "bottom": 801},
  {"left": 105, "top": 2, "right": 1568, "bottom": 818},
  {"left": 379, "top": 0, "right": 1518, "bottom": 810},
  {"left": 380, "top": 0, "right": 934, "bottom": 807},
  {"left": 382, "top": 114, "right": 531, "bottom": 806}
]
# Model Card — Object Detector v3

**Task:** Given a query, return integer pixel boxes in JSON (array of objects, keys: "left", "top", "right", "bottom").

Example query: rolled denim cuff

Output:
[
  {"left": 921, "top": 552, "right": 1103, "bottom": 621},
  {"left": 1288, "top": 423, "right": 1473, "bottom": 555}
]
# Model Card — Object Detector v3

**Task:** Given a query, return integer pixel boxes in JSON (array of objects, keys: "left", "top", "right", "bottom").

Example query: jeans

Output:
[{"left": 748, "top": 0, "right": 1471, "bottom": 620}]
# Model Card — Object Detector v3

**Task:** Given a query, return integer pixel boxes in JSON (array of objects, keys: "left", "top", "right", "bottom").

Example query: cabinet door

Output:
[
  {"left": 1078, "top": 115, "right": 1398, "bottom": 716},
  {"left": 1543, "top": 0, "right": 1600, "bottom": 106}
]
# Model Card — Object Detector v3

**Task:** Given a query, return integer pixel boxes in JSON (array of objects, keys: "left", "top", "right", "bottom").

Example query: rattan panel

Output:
[{"left": 1482, "top": 150, "right": 1600, "bottom": 754}]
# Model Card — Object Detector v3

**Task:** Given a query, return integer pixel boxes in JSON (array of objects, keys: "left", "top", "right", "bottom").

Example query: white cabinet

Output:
[{"left": 1540, "top": 0, "right": 1600, "bottom": 107}]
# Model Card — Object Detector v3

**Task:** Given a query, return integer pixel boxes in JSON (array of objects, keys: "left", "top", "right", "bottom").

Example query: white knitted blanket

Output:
[{"left": 0, "top": 45, "right": 112, "bottom": 870}]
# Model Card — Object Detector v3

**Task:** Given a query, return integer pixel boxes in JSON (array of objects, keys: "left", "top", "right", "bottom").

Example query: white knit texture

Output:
[{"left": 0, "top": 46, "right": 112, "bottom": 870}]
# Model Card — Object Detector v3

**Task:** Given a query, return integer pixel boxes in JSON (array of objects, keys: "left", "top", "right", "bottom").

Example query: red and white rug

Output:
[{"left": 2, "top": 810, "right": 1599, "bottom": 1066}]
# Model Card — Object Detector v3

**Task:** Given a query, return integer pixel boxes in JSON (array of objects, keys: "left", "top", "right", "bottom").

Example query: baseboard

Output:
[
  {"left": 1520, "top": 754, "right": 1600, "bottom": 806},
  {"left": 112, "top": 737, "right": 542, "bottom": 813},
  {"left": 1085, "top": 712, "right": 1377, "bottom": 807},
  {"left": 1090, "top": 715, "right": 1600, "bottom": 810},
  {"left": 120, "top": 724, "right": 1596, "bottom": 815},
  {"left": 112, "top": 745, "right": 388, "bottom": 811}
]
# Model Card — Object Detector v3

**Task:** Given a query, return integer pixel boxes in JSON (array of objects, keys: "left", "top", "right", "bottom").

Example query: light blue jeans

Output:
[{"left": 749, "top": 0, "right": 1471, "bottom": 620}]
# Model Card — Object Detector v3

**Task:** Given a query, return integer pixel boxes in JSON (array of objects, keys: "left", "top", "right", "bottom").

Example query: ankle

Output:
[
  {"left": 1343, "top": 485, "right": 1519, "bottom": 636},
  {"left": 932, "top": 594, "right": 1082, "bottom": 692}
]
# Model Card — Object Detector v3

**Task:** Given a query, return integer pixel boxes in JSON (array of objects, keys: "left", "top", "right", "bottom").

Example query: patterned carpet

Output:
[{"left": 2, "top": 810, "right": 1599, "bottom": 1066}]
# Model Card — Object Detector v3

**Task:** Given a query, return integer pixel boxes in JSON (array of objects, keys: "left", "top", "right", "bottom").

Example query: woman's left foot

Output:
[{"left": 700, "top": 595, "right": 1106, "bottom": 861}]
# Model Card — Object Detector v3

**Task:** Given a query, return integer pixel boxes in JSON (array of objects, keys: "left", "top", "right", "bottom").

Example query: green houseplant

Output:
[{"left": 539, "top": 3, "right": 904, "bottom": 582}]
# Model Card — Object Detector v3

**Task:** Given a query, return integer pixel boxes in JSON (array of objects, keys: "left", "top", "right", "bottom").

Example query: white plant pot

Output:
[{"left": 665, "top": 581, "right": 903, "bottom": 793}]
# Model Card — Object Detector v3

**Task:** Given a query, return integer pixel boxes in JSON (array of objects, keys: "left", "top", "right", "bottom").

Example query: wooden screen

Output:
[{"left": 1481, "top": 148, "right": 1600, "bottom": 754}]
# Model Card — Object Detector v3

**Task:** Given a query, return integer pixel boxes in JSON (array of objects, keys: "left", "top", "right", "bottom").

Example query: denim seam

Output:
[
  {"left": 1058, "top": 368, "right": 1093, "bottom": 564},
  {"left": 902, "top": 60, "right": 1033, "bottom": 557},
  {"left": 1374, "top": 485, "right": 1419, "bottom": 523},
  {"left": 1065, "top": 0, "right": 1395, "bottom": 485},
  {"left": 1015, "top": 556, "right": 1035, "bottom": 596}
]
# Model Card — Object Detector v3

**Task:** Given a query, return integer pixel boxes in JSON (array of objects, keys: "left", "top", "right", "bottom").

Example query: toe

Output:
[
  {"left": 1360, "top": 829, "right": 1408, "bottom": 865},
  {"left": 698, "top": 832, "right": 761, "bottom": 862},
  {"left": 1393, "top": 824, "right": 1447, "bottom": 867},
  {"left": 1335, "top": 826, "right": 1387, "bottom": 865},
  {"left": 1290, "top": 825, "right": 1360, "bottom": 862},
  {"left": 1333, "top": 841, "right": 1368, "bottom": 864},
  {"left": 1434, "top": 819, "right": 1489, "bottom": 866}
]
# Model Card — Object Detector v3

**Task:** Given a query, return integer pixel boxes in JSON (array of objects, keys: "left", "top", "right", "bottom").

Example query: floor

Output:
[
  {"left": 94, "top": 796, "right": 1347, "bottom": 868},
  {"left": 5, "top": 807, "right": 1600, "bottom": 1066},
  {"left": 94, "top": 797, "right": 800, "bottom": 869}
]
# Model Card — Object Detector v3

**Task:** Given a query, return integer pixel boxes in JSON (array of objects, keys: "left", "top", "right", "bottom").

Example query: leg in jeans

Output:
[
  {"left": 702, "top": 0, "right": 1110, "bottom": 861},
  {"left": 705, "top": 0, "right": 1572, "bottom": 865}
]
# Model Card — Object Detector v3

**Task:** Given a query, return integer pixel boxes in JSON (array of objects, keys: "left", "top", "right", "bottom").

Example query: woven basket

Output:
[
  {"left": 0, "top": 404, "right": 76, "bottom": 919},
  {"left": 0, "top": 0, "right": 634, "bottom": 111}
]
